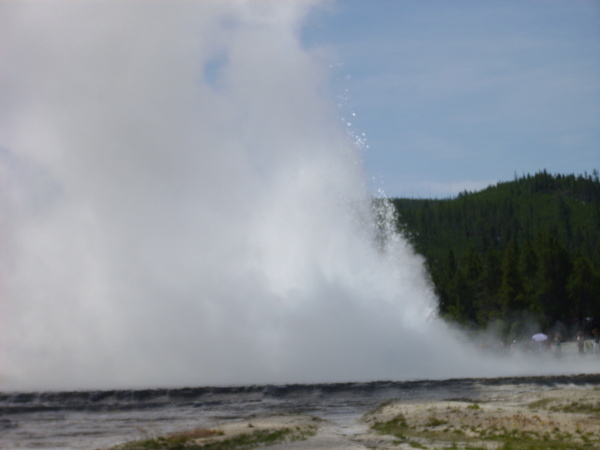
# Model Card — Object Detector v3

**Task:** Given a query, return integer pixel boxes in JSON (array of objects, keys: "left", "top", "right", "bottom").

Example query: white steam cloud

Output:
[{"left": 0, "top": 1, "right": 594, "bottom": 391}]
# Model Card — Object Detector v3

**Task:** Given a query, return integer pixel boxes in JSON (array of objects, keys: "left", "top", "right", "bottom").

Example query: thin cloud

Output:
[{"left": 305, "top": 1, "right": 600, "bottom": 197}]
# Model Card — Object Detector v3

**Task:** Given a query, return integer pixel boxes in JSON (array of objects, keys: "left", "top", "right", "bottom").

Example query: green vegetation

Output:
[
  {"left": 556, "top": 400, "right": 600, "bottom": 414},
  {"left": 111, "top": 424, "right": 317, "bottom": 450},
  {"left": 425, "top": 416, "right": 448, "bottom": 427},
  {"left": 370, "top": 409, "right": 600, "bottom": 449},
  {"left": 389, "top": 170, "right": 600, "bottom": 335},
  {"left": 527, "top": 398, "right": 553, "bottom": 410},
  {"left": 528, "top": 397, "right": 600, "bottom": 415},
  {"left": 372, "top": 414, "right": 409, "bottom": 439}
]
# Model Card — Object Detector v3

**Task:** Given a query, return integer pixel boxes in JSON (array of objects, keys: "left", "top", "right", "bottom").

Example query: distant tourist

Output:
[
  {"left": 576, "top": 332, "right": 585, "bottom": 354},
  {"left": 593, "top": 328, "right": 600, "bottom": 355},
  {"left": 553, "top": 333, "right": 562, "bottom": 355}
]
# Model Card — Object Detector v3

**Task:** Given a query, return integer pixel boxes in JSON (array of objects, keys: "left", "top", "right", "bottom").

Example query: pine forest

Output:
[{"left": 390, "top": 170, "right": 600, "bottom": 341}]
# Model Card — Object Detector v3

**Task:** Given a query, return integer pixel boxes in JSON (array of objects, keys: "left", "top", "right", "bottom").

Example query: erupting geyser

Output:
[{"left": 0, "top": 1, "right": 592, "bottom": 391}]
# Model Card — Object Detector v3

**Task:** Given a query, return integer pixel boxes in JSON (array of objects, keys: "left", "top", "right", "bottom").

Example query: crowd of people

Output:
[
  {"left": 477, "top": 326, "right": 600, "bottom": 356},
  {"left": 525, "top": 328, "right": 600, "bottom": 355}
]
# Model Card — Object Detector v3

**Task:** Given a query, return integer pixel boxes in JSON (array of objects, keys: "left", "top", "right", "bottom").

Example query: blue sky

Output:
[{"left": 302, "top": 0, "right": 600, "bottom": 198}]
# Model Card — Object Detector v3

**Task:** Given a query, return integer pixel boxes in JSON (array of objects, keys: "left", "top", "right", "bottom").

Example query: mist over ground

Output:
[{"left": 1, "top": 1, "right": 596, "bottom": 391}]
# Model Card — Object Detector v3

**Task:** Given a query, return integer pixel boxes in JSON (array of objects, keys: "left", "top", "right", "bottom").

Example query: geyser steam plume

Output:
[{"left": 0, "top": 1, "right": 588, "bottom": 391}]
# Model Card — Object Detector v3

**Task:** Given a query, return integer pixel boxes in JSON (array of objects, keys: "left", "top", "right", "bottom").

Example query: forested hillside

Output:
[{"left": 390, "top": 171, "right": 600, "bottom": 339}]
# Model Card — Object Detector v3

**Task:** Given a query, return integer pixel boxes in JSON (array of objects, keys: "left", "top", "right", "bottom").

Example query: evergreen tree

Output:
[
  {"left": 567, "top": 256, "right": 599, "bottom": 322},
  {"left": 435, "top": 249, "right": 457, "bottom": 316},
  {"left": 500, "top": 240, "right": 524, "bottom": 314},
  {"left": 478, "top": 249, "right": 502, "bottom": 323},
  {"left": 533, "top": 233, "right": 572, "bottom": 327}
]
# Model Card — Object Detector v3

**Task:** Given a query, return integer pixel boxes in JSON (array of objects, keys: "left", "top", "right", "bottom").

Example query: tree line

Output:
[{"left": 390, "top": 170, "right": 600, "bottom": 340}]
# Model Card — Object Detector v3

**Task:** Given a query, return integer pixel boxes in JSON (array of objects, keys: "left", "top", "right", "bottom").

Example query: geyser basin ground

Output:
[{"left": 2, "top": 373, "right": 599, "bottom": 449}]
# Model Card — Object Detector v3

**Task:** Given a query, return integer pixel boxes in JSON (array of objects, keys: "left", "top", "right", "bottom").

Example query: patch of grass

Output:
[
  {"left": 112, "top": 425, "right": 317, "bottom": 450},
  {"left": 166, "top": 428, "right": 223, "bottom": 440},
  {"left": 368, "top": 397, "right": 600, "bottom": 450},
  {"left": 425, "top": 416, "right": 447, "bottom": 427},
  {"left": 372, "top": 414, "right": 408, "bottom": 439},
  {"left": 197, "top": 428, "right": 301, "bottom": 449},
  {"left": 497, "top": 441, "right": 592, "bottom": 449},
  {"left": 528, "top": 398, "right": 600, "bottom": 415},
  {"left": 480, "top": 427, "right": 597, "bottom": 450},
  {"left": 528, "top": 398, "right": 553, "bottom": 410},
  {"left": 552, "top": 400, "right": 600, "bottom": 414},
  {"left": 371, "top": 411, "right": 599, "bottom": 450}
]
